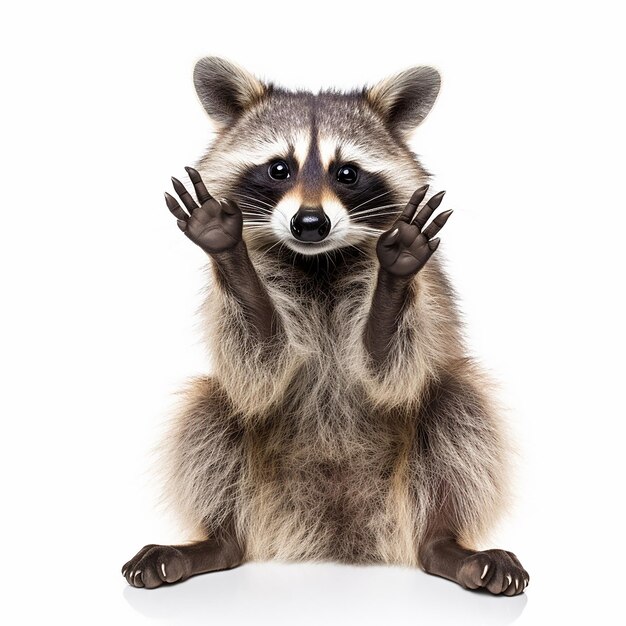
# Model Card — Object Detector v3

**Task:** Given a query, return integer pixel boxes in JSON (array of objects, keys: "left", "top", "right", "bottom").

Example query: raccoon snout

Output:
[{"left": 290, "top": 208, "right": 331, "bottom": 243}]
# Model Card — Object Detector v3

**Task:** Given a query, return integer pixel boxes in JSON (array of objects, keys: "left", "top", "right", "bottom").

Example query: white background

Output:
[{"left": 1, "top": 1, "right": 624, "bottom": 624}]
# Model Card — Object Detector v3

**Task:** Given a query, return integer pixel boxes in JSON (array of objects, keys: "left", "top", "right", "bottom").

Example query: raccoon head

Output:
[{"left": 193, "top": 57, "right": 440, "bottom": 257}]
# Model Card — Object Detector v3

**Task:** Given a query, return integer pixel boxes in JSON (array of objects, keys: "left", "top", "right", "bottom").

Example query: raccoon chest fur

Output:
[{"left": 236, "top": 397, "right": 420, "bottom": 566}]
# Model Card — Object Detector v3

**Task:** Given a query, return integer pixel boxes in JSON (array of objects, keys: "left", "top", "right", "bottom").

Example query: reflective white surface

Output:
[{"left": 124, "top": 562, "right": 527, "bottom": 625}]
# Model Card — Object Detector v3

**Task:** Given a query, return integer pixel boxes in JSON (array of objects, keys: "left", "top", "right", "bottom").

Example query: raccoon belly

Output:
[{"left": 239, "top": 455, "right": 419, "bottom": 567}]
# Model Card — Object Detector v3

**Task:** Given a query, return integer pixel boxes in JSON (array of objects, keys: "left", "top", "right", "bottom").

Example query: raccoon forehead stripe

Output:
[
  {"left": 293, "top": 131, "right": 312, "bottom": 167},
  {"left": 318, "top": 136, "right": 339, "bottom": 170}
]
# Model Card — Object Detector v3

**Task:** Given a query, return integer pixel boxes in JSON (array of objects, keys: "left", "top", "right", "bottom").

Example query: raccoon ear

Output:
[
  {"left": 193, "top": 57, "right": 267, "bottom": 127},
  {"left": 365, "top": 66, "right": 441, "bottom": 137}
]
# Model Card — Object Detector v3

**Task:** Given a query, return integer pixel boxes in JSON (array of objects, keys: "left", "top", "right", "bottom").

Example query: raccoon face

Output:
[{"left": 193, "top": 57, "right": 440, "bottom": 256}]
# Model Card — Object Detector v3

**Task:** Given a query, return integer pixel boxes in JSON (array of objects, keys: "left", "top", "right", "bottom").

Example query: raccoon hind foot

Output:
[
  {"left": 122, "top": 544, "right": 189, "bottom": 589},
  {"left": 458, "top": 549, "right": 529, "bottom": 596}
]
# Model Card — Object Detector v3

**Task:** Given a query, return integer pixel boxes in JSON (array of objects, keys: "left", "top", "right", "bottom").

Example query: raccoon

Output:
[{"left": 122, "top": 57, "right": 528, "bottom": 595}]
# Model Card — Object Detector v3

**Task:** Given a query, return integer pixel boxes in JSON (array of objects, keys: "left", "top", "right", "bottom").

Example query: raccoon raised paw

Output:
[
  {"left": 457, "top": 549, "right": 529, "bottom": 596},
  {"left": 164, "top": 167, "right": 243, "bottom": 255},
  {"left": 122, "top": 544, "right": 190, "bottom": 589},
  {"left": 376, "top": 185, "right": 452, "bottom": 278}
]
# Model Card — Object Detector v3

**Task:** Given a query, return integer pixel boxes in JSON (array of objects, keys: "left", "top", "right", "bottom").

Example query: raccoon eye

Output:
[
  {"left": 268, "top": 160, "right": 290, "bottom": 180},
  {"left": 337, "top": 164, "right": 358, "bottom": 185}
]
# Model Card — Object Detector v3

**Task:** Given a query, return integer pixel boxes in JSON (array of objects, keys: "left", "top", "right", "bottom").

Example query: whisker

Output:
[
  {"left": 239, "top": 204, "right": 273, "bottom": 214},
  {"left": 349, "top": 190, "right": 393, "bottom": 212},
  {"left": 349, "top": 222, "right": 386, "bottom": 234},
  {"left": 241, "top": 211, "right": 271, "bottom": 217},
  {"left": 238, "top": 201, "right": 272, "bottom": 208},
  {"left": 351, "top": 203, "right": 404, "bottom": 217},
  {"left": 243, "top": 213, "right": 290, "bottom": 232},
  {"left": 334, "top": 209, "right": 398, "bottom": 231},
  {"left": 232, "top": 192, "right": 276, "bottom": 209},
  {"left": 351, "top": 212, "right": 401, "bottom": 223},
  {"left": 237, "top": 199, "right": 273, "bottom": 207},
  {"left": 240, "top": 211, "right": 271, "bottom": 217}
]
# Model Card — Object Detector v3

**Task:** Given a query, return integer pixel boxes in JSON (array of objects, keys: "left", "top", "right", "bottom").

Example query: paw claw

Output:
[{"left": 481, "top": 564, "right": 489, "bottom": 580}]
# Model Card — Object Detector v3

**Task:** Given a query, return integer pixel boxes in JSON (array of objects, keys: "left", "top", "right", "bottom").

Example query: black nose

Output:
[{"left": 290, "top": 208, "right": 331, "bottom": 242}]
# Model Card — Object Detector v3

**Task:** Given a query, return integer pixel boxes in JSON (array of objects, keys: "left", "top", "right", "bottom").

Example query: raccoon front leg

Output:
[
  {"left": 122, "top": 523, "right": 243, "bottom": 589},
  {"left": 165, "top": 167, "right": 280, "bottom": 341},
  {"left": 364, "top": 186, "right": 452, "bottom": 363}
]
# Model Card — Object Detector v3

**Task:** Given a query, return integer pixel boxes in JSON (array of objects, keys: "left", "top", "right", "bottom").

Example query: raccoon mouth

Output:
[{"left": 286, "top": 238, "right": 339, "bottom": 255}]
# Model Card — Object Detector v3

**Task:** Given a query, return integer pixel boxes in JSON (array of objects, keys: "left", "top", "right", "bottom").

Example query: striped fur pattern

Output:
[{"left": 160, "top": 58, "right": 511, "bottom": 566}]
